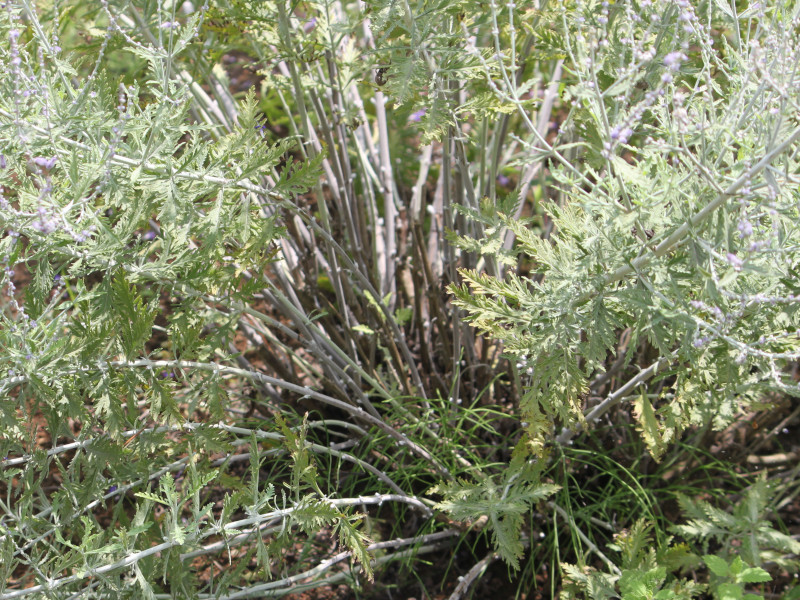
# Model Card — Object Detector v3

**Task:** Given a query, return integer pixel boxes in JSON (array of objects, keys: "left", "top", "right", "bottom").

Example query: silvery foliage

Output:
[{"left": 451, "top": 0, "right": 800, "bottom": 459}]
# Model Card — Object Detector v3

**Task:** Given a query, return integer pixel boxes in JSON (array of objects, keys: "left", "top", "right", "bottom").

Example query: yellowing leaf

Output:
[{"left": 633, "top": 392, "right": 667, "bottom": 461}]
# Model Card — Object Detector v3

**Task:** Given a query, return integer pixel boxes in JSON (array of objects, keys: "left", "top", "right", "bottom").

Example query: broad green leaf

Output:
[
  {"left": 738, "top": 568, "right": 771, "bottom": 584},
  {"left": 718, "top": 582, "right": 744, "bottom": 600},
  {"left": 704, "top": 554, "right": 730, "bottom": 577}
]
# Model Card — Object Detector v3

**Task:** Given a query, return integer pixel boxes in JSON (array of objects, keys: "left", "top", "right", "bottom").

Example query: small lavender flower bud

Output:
[
  {"left": 737, "top": 220, "right": 753, "bottom": 237},
  {"left": 726, "top": 253, "right": 743, "bottom": 270},
  {"left": 664, "top": 51, "right": 687, "bottom": 73},
  {"left": 32, "top": 156, "right": 57, "bottom": 170}
]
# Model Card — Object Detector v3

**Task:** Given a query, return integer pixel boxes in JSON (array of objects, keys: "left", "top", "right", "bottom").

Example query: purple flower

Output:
[
  {"left": 303, "top": 17, "right": 317, "bottom": 33},
  {"left": 107, "top": 485, "right": 117, "bottom": 494},
  {"left": 0, "top": 154, "right": 5, "bottom": 169},
  {"left": 409, "top": 109, "right": 426, "bottom": 122},
  {"left": 737, "top": 220, "right": 753, "bottom": 237},
  {"left": 497, "top": 174, "right": 510, "bottom": 187},
  {"left": 610, "top": 126, "right": 633, "bottom": 144},
  {"left": 726, "top": 253, "right": 743, "bottom": 270},
  {"left": 143, "top": 230, "right": 156, "bottom": 241},
  {"left": 33, "top": 216, "right": 58, "bottom": 234},
  {"left": 663, "top": 51, "right": 686, "bottom": 72},
  {"left": 32, "top": 156, "right": 57, "bottom": 170}
]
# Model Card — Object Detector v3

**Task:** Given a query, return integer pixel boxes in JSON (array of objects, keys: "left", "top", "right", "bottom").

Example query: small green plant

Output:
[
  {"left": 560, "top": 523, "right": 773, "bottom": 600},
  {"left": 703, "top": 555, "right": 772, "bottom": 600},
  {"left": 673, "top": 474, "right": 800, "bottom": 570},
  {"left": 559, "top": 474, "right": 799, "bottom": 600}
]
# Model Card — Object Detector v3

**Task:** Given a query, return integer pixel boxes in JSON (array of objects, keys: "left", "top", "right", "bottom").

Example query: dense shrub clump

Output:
[{"left": 1, "top": 1, "right": 799, "bottom": 598}]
